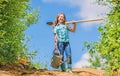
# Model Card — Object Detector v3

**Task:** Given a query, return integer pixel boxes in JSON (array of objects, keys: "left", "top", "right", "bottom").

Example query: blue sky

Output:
[{"left": 25, "top": 0, "right": 109, "bottom": 69}]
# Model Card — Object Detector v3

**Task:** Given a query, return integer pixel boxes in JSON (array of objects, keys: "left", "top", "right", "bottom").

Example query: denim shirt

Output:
[{"left": 54, "top": 24, "right": 71, "bottom": 42}]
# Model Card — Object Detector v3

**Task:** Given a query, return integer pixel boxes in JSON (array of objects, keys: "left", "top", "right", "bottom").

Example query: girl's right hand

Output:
[{"left": 55, "top": 45, "right": 59, "bottom": 50}]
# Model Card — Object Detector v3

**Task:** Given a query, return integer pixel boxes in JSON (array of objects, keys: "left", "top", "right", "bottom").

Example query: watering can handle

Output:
[{"left": 53, "top": 49, "right": 61, "bottom": 55}]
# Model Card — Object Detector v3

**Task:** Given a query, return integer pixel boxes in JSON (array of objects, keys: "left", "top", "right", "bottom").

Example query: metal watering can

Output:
[{"left": 51, "top": 49, "right": 62, "bottom": 69}]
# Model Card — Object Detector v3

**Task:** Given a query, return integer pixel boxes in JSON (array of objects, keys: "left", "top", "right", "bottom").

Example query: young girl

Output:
[{"left": 53, "top": 13, "right": 76, "bottom": 73}]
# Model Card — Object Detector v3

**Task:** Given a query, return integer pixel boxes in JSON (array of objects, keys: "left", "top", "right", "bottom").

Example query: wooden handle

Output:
[
  {"left": 67, "top": 18, "right": 103, "bottom": 24},
  {"left": 46, "top": 18, "right": 103, "bottom": 26}
]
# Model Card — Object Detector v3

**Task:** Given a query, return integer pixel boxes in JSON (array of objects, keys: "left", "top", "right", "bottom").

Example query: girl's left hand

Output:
[{"left": 72, "top": 20, "right": 76, "bottom": 25}]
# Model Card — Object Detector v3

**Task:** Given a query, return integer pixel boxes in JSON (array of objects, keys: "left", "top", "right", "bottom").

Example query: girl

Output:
[{"left": 53, "top": 13, "right": 76, "bottom": 73}]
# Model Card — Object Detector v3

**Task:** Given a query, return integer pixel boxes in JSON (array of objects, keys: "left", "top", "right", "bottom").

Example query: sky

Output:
[{"left": 25, "top": 0, "right": 110, "bottom": 69}]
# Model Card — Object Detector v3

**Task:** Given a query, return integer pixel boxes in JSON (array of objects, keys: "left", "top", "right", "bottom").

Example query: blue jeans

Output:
[{"left": 58, "top": 42, "right": 72, "bottom": 71}]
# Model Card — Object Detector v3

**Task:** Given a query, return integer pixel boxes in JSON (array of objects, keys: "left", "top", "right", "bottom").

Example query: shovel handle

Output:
[
  {"left": 67, "top": 18, "right": 103, "bottom": 24},
  {"left": 46, "top": 18, "right": 103, "bottom": 26}
]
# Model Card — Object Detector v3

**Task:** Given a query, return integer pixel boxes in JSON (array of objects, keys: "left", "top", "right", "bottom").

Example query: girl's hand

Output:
[
  {"left": 55, "top": 45, "right": 59, "bottom": 50},
  {"left": 70, "top": 20, "right": 76, "bottom": 32},
  {"left": 72, "top": 20, "right": 76, "bottom": 25}
]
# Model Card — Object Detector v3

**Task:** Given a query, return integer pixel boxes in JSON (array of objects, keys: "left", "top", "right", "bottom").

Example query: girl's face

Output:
[{"left": 58, "top": 14, "right": 65, "bottom": 23}]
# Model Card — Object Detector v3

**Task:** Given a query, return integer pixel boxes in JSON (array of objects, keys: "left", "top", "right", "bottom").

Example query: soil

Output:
[{"left": 0, "top": 63, "right": 105, "bottom": 76}]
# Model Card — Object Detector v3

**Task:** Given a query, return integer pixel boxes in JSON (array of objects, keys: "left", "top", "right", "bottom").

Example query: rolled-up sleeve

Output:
[
  {"left": 54, "top": 27, "right": 57, "bottom": 34},
  {"left": 67, "top": 26, "right": 72, "bottom": 31}
]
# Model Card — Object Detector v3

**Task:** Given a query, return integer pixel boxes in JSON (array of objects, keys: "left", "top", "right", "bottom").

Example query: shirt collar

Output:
[{"left": 57, "top": 23, "right": 64, "bottom": 26}]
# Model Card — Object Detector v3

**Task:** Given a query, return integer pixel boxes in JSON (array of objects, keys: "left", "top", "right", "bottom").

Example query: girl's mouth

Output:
[{"left": 60, "top": 19, "right": 64, "bottom": 21}]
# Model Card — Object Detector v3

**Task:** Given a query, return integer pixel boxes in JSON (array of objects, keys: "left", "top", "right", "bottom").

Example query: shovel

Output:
[{"left": 46, "top": 18, "right": 103, "bottom": 26}]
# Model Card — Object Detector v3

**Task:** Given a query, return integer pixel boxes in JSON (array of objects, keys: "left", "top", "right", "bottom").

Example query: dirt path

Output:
[
  {"left": 1, "top": 63, "right": 120, "bottom": 76},
  {"left": 0, "top": 63, "right": 106, "bottom": 76},
  {"left": 0, "top": 68, "right": 105, "bottom": 76}
]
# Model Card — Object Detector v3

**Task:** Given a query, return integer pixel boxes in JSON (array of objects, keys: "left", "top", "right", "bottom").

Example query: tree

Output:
[
  {"left": 85, "top": 0, "right": 120, "bottom": 75},
  {"left": 0, "top": 0, "right": 39, "bottom": 64}
]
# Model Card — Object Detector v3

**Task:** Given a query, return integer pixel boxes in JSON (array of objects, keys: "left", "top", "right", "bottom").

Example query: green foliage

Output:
[
  {"left": 29, "top": 61, "right": 41, "bottom": 69},
  {"left": 85, "top": 0, "right": 120, "bottom": 75},
  {"left": 29, "top": 61, "right": 47, "bottom": 70},
  {"left": 0, "top": 0, "right": 39, "bottom": 64}
]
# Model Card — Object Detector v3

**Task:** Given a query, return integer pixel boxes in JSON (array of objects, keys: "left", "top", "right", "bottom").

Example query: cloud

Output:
[
  {"left": 42, "top": 0, "right": 62, "bottom": 3},
  {"left": 42, "top": 0, "right": 80, "bottom": 4},
  {"left": 42, "top": 0, "right": 110, "bottom": 18},
  {"left": 42, "top": 0, "right": 110, "bottom": 30},
  {"left": 78, "top": 0, "right": 110, "bottom": 18},
  {"left": 77, "top": 0, "right": 110, "bottom": 30},
  {"left": 42, "top": 0, "right": 82, "bottom": 7},
  {"left": 73, "top": 52, "right": 91, "bottom": 68}
]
